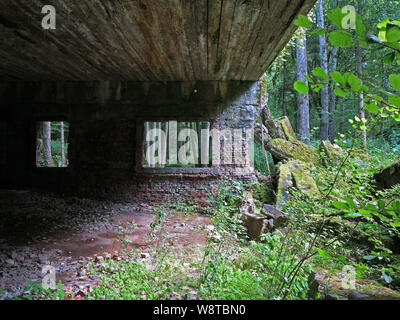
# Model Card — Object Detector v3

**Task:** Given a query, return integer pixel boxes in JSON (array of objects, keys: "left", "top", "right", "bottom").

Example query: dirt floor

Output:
[{"left": 0, "top": 190, "right": 211, "bottom": 300}]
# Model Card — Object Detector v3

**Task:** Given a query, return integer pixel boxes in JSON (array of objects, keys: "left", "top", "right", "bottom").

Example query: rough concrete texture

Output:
[
  {"left": 276, "top": 160, "right": 320, "bottom": 206},
  {"left": 269, "top": 138, "right": 319, "bottom": 164},
  {"left": 374, "top": 161, "right": 400, "bottom": 190},
  {"left": 0, "top": 81, "right": 262, "bottom": 202},
  {"left": 0, "top": 0, "right": 317, "bottom": 81},
  {"left": 320, "top": 140, "right": 345, "bottom": 163}
]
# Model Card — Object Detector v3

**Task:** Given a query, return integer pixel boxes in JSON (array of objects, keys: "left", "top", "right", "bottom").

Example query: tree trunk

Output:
[
  {"left": 317, "top": 0, "right": 329, "bottom": 142},
  {"left": 282, "top": 59, "right": 288, "bottom": 117},
  {"left": 60, "top": 121, "right": 65, "bottom": 167},
  {"left": 381, "top": 61, "right": 388, "bottom": 139},
  {"left": 328, "top": 0, "right": 339, "bottom": 143},
  {"left": 357, "top": 0, "right": 367, "bottom": 149},
  {"left": 329, "top": 46, "right": 338, "bottom": 143},
  {"left": 296, "top": 28, "right": 311, "bottom": 145},
  {"left": 42, "top": 121, "right": 54, "bottom": 167},
  {"left": 36, "top": 122, "right": 42, "bottom": 167},
  {"left": 339, "top": 101, "right": 345, "bottom": 135}
]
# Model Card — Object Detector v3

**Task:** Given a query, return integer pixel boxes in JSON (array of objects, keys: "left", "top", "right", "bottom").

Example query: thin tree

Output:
[
  {"left": 296, "top": 28, "right": 311, "bottom": 145},
  {"left": 329, "top": 0, "right": 339, "bottom": 143},
  {"left": 357, "top": 0, "right": 367, "bottom": 149},
  {"left": 317, "top": 0, "right": 329, "bottom": 141},
  {"left": 35, "top": 122, "right": 42, "bottom": 167},
  {"left": 42, "top": 121, "right": 54, "bottom": 167},
  {"left": 60, "top": 121, "right": 65, "bottom": 167}
]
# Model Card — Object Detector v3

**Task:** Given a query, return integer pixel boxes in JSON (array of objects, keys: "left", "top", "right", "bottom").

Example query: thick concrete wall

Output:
[{"left": 0, "top": 80, "right": 263, "bottom": 202}]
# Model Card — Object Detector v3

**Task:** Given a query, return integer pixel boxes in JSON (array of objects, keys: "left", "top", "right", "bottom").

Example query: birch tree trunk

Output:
[
  {"left": 282, "top": 59, "right": 288, "bottom": 117},
  {"left": 60, "top": 121, "right": 65, "bottom": 167},
  {"left": 296, "top": 28, "right": 311, "bottom": 145},
  {"left": 42, "top": 121, "right": 54, "bottom": 167},
  {"left": 36, "top": 122, "right": 42, "bottom": 167},
  {"left": 317, "top": 0, "right": 329, "bottom": 142}
]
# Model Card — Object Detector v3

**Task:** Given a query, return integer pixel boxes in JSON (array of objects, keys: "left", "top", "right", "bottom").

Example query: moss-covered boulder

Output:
[
  {"left": 264, "top": 119, "right": 286, "bottom": 140},
  {"left": 276, "top": 160, "right": 294, "bottom": 205},
  {"left": 268, "top": 138, "right": 319, "bottom": 165},
  {"left": 276, "top": 160, "right": 321, "bottom": 206},
  {"left": 374, "top": 161, "right": 400, "bottom": 190},
  {"left": 320, "top": 140, "right": 346, "bottom": 163},
  {"left": 278, "top": 116, "right": 297, "bottom": 142}
]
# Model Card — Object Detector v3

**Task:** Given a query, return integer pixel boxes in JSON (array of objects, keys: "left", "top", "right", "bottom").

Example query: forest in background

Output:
[{"left": 264, "top": 0, "right": 399, "bottom": 163}]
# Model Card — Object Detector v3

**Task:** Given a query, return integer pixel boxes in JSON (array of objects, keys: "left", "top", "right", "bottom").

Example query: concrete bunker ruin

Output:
[{"left": 0, "top": 0, "right": 316, "bottom": 202}]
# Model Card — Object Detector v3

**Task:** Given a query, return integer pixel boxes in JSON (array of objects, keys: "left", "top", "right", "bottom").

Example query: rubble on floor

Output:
[{"left": 0, "top": 190, "right": 210, "bottom": 300}]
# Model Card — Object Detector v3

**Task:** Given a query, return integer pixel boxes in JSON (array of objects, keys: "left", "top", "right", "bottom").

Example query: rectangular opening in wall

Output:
[
  {"left": 36, "top": 121, "right": 69, "bottom": 168},
  {"left": 143, "top": 121, "right": 213, "bottom": 168}
]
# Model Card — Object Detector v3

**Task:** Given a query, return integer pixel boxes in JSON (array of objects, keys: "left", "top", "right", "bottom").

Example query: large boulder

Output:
[
  {"left": 277, "top": 116, "right": 297, "bottom": 142},
  {"left": 320, "top": 140, "right": 345, "bottom": 163},
  {"left": 261, "top": 204, "right": 289, "bottom": 228},
  {"left": 240, "top": 192, "right": 289, "bottom": 240},
  {"left": 240, "top": 192, "right": 270, "bottom": 241},
  {"left": 374, "top": 162, "right": 400, "bottom": 190},
  {"left": 264, "top": 116, "right": 297, "bottom": 142},
  {"left": 276, "top": 160, "right": 321, "bottom": 207},
  {"left": 268, "top": 138, "right": 319, "bottom": 165},
  {"left": 264, "top": 119, "right": 286, "bottom": 140}
]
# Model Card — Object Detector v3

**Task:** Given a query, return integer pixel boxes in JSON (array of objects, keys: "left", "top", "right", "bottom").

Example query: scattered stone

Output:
[
  {"left": 241, "top": 213, "right": 269, "bottom": 241},
  {"left": 261, "top": 205, "right": 289, "bottom": 228},
  {"left": 94, "top": 256, "right": 104, "bottom": 263},
  {"left": 348, "top": 291, "right": 369, "bottom": 300},
  {"left": 5, "top": 259, "right": 15, "bottom": 266},
  {"left": 276, "top": 160, "right": 320, "bottom": 206},
  {"left": 277, "top": 116, "right": 297, "bottom": 142},
  {"left": 268, "top": 139, "right": 319, "bottom": 164},
  {"left": 325, "top": 293, "right": 347, "bottom": 300},
  {"left": 374, "top": 161, "right": 400, "bottom": 190},
  {"left": 320, "top": 140, "right": 345, "bottom": 163}
]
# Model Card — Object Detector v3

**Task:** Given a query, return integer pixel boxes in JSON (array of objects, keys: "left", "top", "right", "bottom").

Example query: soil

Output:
[{"left": 0, "top": 190, "right": 211, "bottom": 299}]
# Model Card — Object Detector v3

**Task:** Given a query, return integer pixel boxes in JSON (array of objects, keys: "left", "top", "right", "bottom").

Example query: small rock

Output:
[
  {"left": 5, "top": 259, "right": 15, "bottom": 266},
  {"left": 348, "top": 291, "right": 369, "bottom": 300},
  {"left": 140, "top": 253, "right": 150, "bottom": 259},
  {"left": 95, "top": 256, "right": 104, "bottom": 263},
  {"left": 325, "top": 293, "right": 347, "bottom": 300}
]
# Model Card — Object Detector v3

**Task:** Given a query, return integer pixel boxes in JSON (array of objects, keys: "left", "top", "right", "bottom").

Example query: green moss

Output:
[
  {"left": 290, "top": 162, "right": 321, "bottom": 199},
  {"left": 276, "top": 161, "right": 294, "bottom": 205},
  {"left": 248, "top": 182, "right": 275, "bottom": 205},
  {"left": 320, "top": 140, "right": 346, "bottom": 163},
  {"left": 276, "top": 160, "right": 321, "bottom": 206},
  {"left": 270, "top": 138, "right": 319, "bottom": 165},
  {"left": 278, "top": 116, "right": 297, "bottom": 142}
]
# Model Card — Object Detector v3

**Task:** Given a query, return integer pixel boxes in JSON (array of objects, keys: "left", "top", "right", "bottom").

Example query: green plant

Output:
[{"left": 21, "top": 280, "right": 67, "bottom": 300}]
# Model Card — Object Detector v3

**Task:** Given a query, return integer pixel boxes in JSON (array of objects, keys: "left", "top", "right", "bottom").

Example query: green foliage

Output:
[
  {"left": 282, "top": 139, "right": 400, "bottom": 291},
  {"left": 22, "top": 280, "right": 67, "bottom": 300},
  {"left": 293, "top": 10, "right": 400, "bottom": 127},
  {"left": 199, "top": 180, "right": 316, "bottom": 300},
  {"left": 254, "top": 141, "right": 275, "bottom": 176},
  {"left": 294, "top": 80, "right": 310, "bottom": 94},
  {"left": 199, "top": 235, "right": 313, "bottom": 300},
  {"left": 88, "top": 255, "right": 183, "bottom": 300}
]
